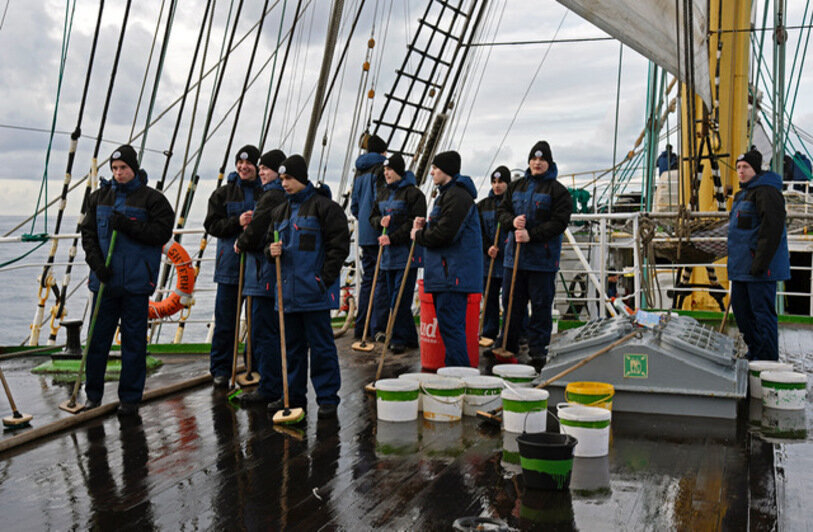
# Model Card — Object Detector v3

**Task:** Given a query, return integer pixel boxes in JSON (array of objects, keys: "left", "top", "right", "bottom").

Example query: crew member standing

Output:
[
  {"left": 81, "top": 145, "right": 174, "bottom": 415},
  {"left": 496, "top": 141, "right": 571, "bottom": 368},
  {"left": 727, "top": 149, "right": 790, "bottom": 361},
  {"left": 477, "top": 165, "right": 511, "bottom": 342},
  {"left": 204, "top": 144, "right": 262, "bottom": 388},
  {"left": 350, "top": 134, "right": 389, "bottom": 341},
  {"left": 267, "top": 155, "right": 350, "bottom": 419},
  {"left": 412, "top": 151, "right": 482, "bottom": 367},
  {"left": 235, "top": 149, "right": 287, "bottom": 405},
  {"left": 369, "top": 153, "right": 425, "bottom": 353}
]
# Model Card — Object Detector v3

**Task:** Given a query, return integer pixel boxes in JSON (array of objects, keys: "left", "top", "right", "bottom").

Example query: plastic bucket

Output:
[
  {"left": 501, "top": 431, "right": 522, "bottom": 474},
  {"left": 438, "top": 366, "right": 480, "bottom": 379},
  {"left": 565, "top": 381, "right": 615, "bottom": 411},
  {"left": 375, "top": 378, "right": 419, "bottom": 422},
  {"left": 557, "top": 403, "right": 611, "bottom": 457},
  {"left": 492, "top": 364, "right": 537, "bottom": 388},
  {"left": 502, "top": 388, "right": 549, "bottom": 433},
  {"left": 422, "top": 377, "right": 465, "bottom": 422},
  {"left": 398, "top": 372, "right": 436, "bottom": 412},
  {"left": 761, "top": 371, "right": 807, "bottom": 410},
  {"left": 462, "top": 375, "right": 503, "bottom": 417},
  {"left": 516, "top": 432, "right": 578, "bottom": 490},
  {"left": 376, "top": 420, "right": 419, "bottom": 456},
  {"left": 749, "top": 361, "right": 794, "bottom": 399},
  {"left": 418, "top": 280, "right": 480, "bottom": 371},
  {"left": 761, "top": 407, "right": 807, "bottom": 441}
]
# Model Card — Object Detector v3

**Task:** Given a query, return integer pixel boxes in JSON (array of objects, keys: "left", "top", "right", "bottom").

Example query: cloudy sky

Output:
[{"left": 0, "top": 0, "right": 810, "bottom": 227}]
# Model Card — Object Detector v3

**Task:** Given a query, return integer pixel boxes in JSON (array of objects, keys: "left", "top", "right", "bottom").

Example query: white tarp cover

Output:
[{"left": 557, "top": 0, "right": 711, "bottom": 106}]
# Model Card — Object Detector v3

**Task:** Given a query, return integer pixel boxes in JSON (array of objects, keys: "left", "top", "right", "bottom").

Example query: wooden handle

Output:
[
  {"left": 479, "top": 223, "right": 501, "bottom": 336},
  {"left": 274, "top": 231, "right": 291, "bottom": 409}
]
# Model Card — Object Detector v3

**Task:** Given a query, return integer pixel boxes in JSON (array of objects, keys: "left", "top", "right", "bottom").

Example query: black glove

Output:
[
  {"left": 110, "top": 211, "right": 133, "bottom": 234},
  {"left": 96, "top": 265, "right": 113, "bottom": 284}
]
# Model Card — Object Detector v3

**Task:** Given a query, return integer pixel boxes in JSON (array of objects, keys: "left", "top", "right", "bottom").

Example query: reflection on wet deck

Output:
[{"left": 0, "top": 336, "right": 785, "bottom": 529}]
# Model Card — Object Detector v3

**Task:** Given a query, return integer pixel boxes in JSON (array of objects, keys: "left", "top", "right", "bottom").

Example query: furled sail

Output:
[{"left": 557, "top": 0, "right": 711, "bottom": 106}]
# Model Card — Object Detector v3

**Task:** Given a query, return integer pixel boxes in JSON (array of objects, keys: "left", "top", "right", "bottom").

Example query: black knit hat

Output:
[
  {"left": 384, "top": 153, "right": 405, "bottom": 177},
  {"left": 432, "top": 150, "right": 461, "bottom": 177},
  {"left": 110, "top": 144, "right": 139, "bottom": 173},
  {"left": 737, "top": 149, "right": 762, "bottom": 173},
  {"left": 490, "top": 165, "right": 511, "bottom": 184},
  {"left": 260, "top": 149, "right": 286, "bottom": 172},
  {"left": 234, "top": 144, "right": 260, "bottom": 171},
  {"left": 366, "top": 134, "right": 387, "bottom": 154},
  {"left": 278, "top": 154, "right": 308, "bottom": 184},
  {"left": 528, "top": 140, "right": 553, "bottom": 165}
]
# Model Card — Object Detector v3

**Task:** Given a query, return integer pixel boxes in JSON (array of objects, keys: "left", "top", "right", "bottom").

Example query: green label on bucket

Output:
[
  {"left": 761, "top": 380, "right": 806, "bottom": 390},
  {"left": 624, "top": 353, "right": 648, "bottom": 378},
  {"left": 377, "top": 389, "right": 420, "bottom": 402},
  {"left": 502, "top": 398, "right": 547, "bottom": 413},
  {"left": 520, "top": 457, "right": 574, "bottom": 489},
  {"left": 424, "top": 387, "right": 464, "bottom": 397},
  {"left": 560, "top": 418, "right": 611, "bottom": 429},
  {"left": 466, "top": 387, "right": 502, "bottom": 396}
]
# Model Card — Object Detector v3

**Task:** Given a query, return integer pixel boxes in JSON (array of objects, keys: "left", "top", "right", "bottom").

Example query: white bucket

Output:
[
  {"left": 501, "top": 431, "right": 522, "bottom": 474},
  {"left": 437, "top": 366, "right": 480, "bottom": 379},
  {"left": 761, "top": 371, "right": 807, "bottom": 411},
  {"left": 501, "top": 387, "right": 548, "bottom": 433},
  {"left": 748, "top": 361, "right": 794, "bottom": 398},
  {"left": 422, "top": 377, "right": 465, "bottom": 422},
  {"left": 492, "top": 364, "right": 537, "bottom": 388},
  {"left": 398, "top": 372, "right": 436, "bottom": 412},
  {"left": 462, "top": 375, "right": 503, "bottom": 416},
  {"left": 557, "top": 403, "right": 611, "bottom": 457},
  {"left": 375, "top": 378, "right": 419, "bottom": 422}
]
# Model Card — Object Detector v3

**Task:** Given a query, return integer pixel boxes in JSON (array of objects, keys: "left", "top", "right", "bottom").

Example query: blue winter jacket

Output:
[
  {"left": 369, "top": 170, "right": 426, "bottom": 271},
  {"left": 204, "top": 172, "right": 263, "bottom": 285},
  {"left": 82, "top": 171, "right": 174, "bottom": 294},
  {"left": 350, "top": 152, "right": 386, "bottom": 246},
  {"left": 415, "top": 175, "right": 483, "bottom": 293},
  {"left": 727, "top": 171, "right": 790, "bottom": 282},
  {"left": 240, "top": 179, "right": 286, "bottom": 297},
  {"left": 477, "top": 190, "right": 508, "bottom": 279},
  {"left": 271, "top": 183, "right": 350, "bottom": 312},
  {"left": 498, "top": 165, "right": 572, "bottom": 272}
]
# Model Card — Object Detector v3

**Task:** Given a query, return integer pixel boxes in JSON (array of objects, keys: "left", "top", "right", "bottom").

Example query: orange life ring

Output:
[{"left": 148, "top": 242, "right": 195, "bottom": 319}]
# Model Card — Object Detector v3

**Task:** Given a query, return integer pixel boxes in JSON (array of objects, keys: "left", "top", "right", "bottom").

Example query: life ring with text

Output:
[{"left": 148, "top": 242, "right": 195, "bottom": 319}]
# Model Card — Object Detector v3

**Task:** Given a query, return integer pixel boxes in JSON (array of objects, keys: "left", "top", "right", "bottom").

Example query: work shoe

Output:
[
  {"left": 117, "top": 402, "right": 139, "bottom": 416},
  {"left": 317, "top": 403, "right": 338, "bottom": 419},
  {"left": 84, "top": 400, "right": 101, "bottom": 410},
  {"left": 212, "top": 375, "right": 229, "bottom": 389},
  {"left": 529, "top": 357, "right": 546, "bottom": 371},
  {"left": 239, "top": 390, "right": 274, "bottom": 406},
  {"left": 388, "top": 343, "right": 406, "bottom": 354},
  {"left": 374, "top": 332, "right": 386, "bottom": 343}
]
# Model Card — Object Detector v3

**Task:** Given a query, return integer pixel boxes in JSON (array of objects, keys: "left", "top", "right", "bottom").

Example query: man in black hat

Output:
[
  {"left": 727, "top": 149, "right": 790, "bottom": 361},
  {"left": 81, "top": 144, "right": 174, "bottom": 415},
  {"left": 267, "top": 155, "right": 350, "bottom": 418},
  {"left": 477, "top": 166, "right": 511, "bottom": 343},
  {"left": 234, "top": 149, "right": 288, "bottom": 405},
  {"left": 350, "top": 133, "right": 390, "bottom": 341},
  {"left": 495, "top": 141, "right": 571, "bottom": 368},
  {"left": 204, "top": 144, "right": 263, "bottom": 388}
]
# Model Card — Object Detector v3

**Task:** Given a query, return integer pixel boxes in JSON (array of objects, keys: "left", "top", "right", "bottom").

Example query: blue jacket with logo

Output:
[
  {"left": 81, "top": 170, "right": 174, "bottom": 294},
  {"left": 497, "top": 164, "right": 572, "bottom": 272},
  {"left": 269, "top": 183, "right": 350, "bottom": 312},
  {"left": 727, "top": 171, "right": 790, "bottom": 282},
  {"left": 350, "top": 152, "right": 386, "bottom": 246},
  {"left": 414, "top": 175, "right": 482, "bottom": 293},
  {"left": 204, "top": 172, "right": 264, "bottom": 285},
  {"left": 369, "top": 170, "right": 426, "bottom": 271},
  {"left": 236, "top": 179, "right": 286, "bottom": 297},
  {"left": 477, "top": 190, "right": 508, "bottom": 279}
]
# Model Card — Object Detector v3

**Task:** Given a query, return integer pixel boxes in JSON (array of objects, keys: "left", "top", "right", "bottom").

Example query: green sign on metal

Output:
[{"left": 624, "top": 353, "right": 648, "bottom": 378}]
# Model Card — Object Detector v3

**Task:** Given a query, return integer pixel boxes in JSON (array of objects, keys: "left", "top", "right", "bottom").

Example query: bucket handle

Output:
[{"left": 420, "top": 382, "right": 463, "bottom": 405}]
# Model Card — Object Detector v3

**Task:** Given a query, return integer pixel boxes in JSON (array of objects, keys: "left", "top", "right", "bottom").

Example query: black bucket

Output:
[{"left": 516, "top": 432, "right": 578, "bottom": 490}]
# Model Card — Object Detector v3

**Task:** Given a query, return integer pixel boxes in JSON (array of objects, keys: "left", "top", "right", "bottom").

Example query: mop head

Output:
[
  {"left": 351, "top": 340, "right": 375, "bottom": 352},
  {"left": 478, "top": 337, "right": 495, "bottom": 347},
  {"left": 272, "top": 406, "right": 305, "bottom": 425},
  {"left": 58, "top": 399, "right": 85, "bottom": 414},
  {"left": 3, "top": 412, "right": 33, "bottom": 430},
  {"left": 364, "top": 382, "right": 377, "bottom": 394},
  {"left": 236, "top": 371, "right": 260, "bottom": 388},
  {"left": 227, "top": 388, "right": 243, "bottom": 403}
]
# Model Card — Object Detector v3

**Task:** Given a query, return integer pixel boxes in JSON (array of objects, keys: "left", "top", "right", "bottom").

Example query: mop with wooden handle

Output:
[
  {"left": 491, "top": 241, "right": 521, "bottom": 362},
  {"left": 352, "top": 228, "right": 386, "bottom": 352},
  {"left": 479, "top": 223, "right": 501, "bottom": 347}
]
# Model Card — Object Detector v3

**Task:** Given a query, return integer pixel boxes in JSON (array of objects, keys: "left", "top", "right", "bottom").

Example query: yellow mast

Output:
[{"left": 678, "top": 0, "right": 752, "bottom": 311}]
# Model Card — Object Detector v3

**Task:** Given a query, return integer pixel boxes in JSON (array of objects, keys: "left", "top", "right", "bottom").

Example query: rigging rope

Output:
[
  {"left": 259, "top": 0, "right": 288, "bottom": 146},
  {"left": 129, "top": 0, "right": 166, "bottom": 141}
]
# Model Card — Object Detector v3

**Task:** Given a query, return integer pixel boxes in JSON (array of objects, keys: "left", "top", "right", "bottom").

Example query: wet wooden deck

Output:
[{"left": 0, "top": 332, "right": 804, "bottom": 530}]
